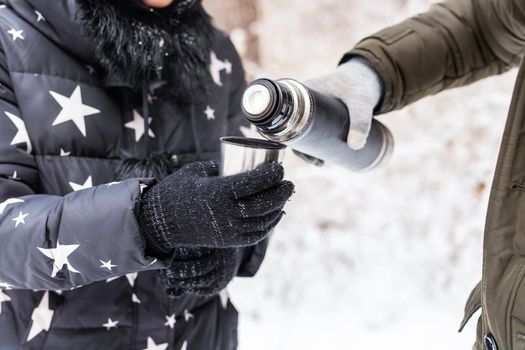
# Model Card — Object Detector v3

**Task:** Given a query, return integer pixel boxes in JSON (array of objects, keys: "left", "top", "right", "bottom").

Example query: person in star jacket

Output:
[{"left": 0, "top": 0, "right": 294, "bottom": 349}]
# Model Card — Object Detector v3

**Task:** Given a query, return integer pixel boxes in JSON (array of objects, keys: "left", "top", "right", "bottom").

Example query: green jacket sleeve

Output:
[{"left": 343, "top": 0, "right": 525, "bottom": 114}]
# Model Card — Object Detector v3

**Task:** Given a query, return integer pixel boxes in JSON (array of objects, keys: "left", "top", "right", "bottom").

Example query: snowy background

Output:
[{"left": 204, "top": 0, "right": 519, "bottom": 348}]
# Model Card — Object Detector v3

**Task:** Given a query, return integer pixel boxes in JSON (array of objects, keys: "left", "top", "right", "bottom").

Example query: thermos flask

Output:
[{"left": 241, "top": 78, "right": 394, "bottom": 171}]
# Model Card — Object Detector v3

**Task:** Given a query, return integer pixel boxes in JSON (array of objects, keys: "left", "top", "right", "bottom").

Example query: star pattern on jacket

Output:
[
  {"left": 106, "top": 272, "right": 138, "bottom": 287},
  {"left": 183, "top": 309, "right": 194, "bottom": 322},
  {"left": 143, "top": 337, "right": 168, "bottom": 350},
  {"left": 126, "top": 110, "right": 155, "bottom": 142},
  {"left": 0, "top": 289, "right": 11, "bottom": 314},
  {"left": 34, "top": 10, "right": 45, "bottom": 22},
  {"left": 210, "top": 51, "right": 232, "bottom": 86},
  {"left": 69, "top": 175, "right": 93, "bottom": 191},
  {"left": 0, "top": 198, "right": 24, "bottom": 215},
  {"left": 99, "top": 259, "right": 117, "bottom": 271},
  {"left": 140, "top": 184, "right": 149, "bottom": 195},
  {"left": 27, "top": 292, "right": 54, "bottom": 342},
  {"left": 219, "top": 289, "right": 229, "bottom": 310},
  {"left": 102, "top": 318, "right": 119, "bottom": 330},
  {"left": 12, "top": 211, "right": 28, "bottom": 228},
  {"left": 50, "top": 85, "right": 101, "bottom": 137},
  {"left": 204, "top": 105, "right": 215, "bottom": 120},
  {"left": 37, "top": 241, "right": 81, "bottom": 278},
  {"left": 0, "top": 6, "right": 248, "bottom": 346},
  {"left": 8, "top": 170, "right": 21, "bottom": 181},
  {"left": 240, "top": 124, "right": 259, "bottom": 139},
  {"left": 5, "top": 111, "right": 32, "bottom": 153},
  {"left": 7, "top": 28, "right": 24, "bottom": 41},
  {"left": 0, "top": 282, "right": 13, "bottom": 290},
  {"left": 132, "top": 293, "right": 141, "bottom": 304},
  {"left": 164, "top": 313, "right": 176, "bottom": 329}
]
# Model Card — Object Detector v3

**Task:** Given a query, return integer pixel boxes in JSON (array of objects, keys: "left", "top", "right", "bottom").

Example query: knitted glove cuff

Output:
[
  {"left": 336, "top": 57, "right": 384, "bottom": 110},
  {"left": 139, "top": 187, "right": 174, "bottom": 258}
]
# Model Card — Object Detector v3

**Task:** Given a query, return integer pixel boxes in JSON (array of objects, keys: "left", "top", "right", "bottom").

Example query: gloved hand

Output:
[
  {"left": 158, "top": 246, "right": 241, "bottom": 298},
  {"left": 304, "top": 57, "right": 383, "bottom": 150},
  {"left": 139, "top": 160, "right": 294, "bottom": 255}
]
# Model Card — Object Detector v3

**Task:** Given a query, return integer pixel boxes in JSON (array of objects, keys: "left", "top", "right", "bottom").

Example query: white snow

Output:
[{"left": 222, "top": 0, "right": 518, "bottom": 348}]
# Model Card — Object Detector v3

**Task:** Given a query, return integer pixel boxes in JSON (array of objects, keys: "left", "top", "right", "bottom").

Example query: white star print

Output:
[
  {"left": 0, "top": 198, "right": 24, "bottom": 215},
  {"left": 240, "top": 124, "right": 260, "bottom": 139},
  {"left": 69, "top": 175, "right": 92, "bottom": 191},
  {"left": 34, "top": 10, "right": 45, "bottom": 22},
  {"left": 0, "top": 5, "right": 6, "bottom": 9},
  {"left": 219, "top": 289, "right": 229, "bottom": 310},
  {"left": 0, "top": 289, "right": 11, "bottom": 314},
  {"left": 126, "top": 272, "right": 138, "bottom": 287},
  {"left": 140, "top": 183, "right": 149, "bottom": 195},
  {"left": 106, "top": 181, "right": 120, "bottom": 187},
  {"left": 8, "top": 170, "right": 20, "bottom": 181},
  {"left": 164, "top": 314, "right": 176, "bottom": 329},
  {"left": 5, "top": 112, "right": 32, "bottom": 153},
  {"left": 144, "top": 258, "right": 157, "bottom": 267},
  {"left": 27, "top": 292, "right": 54, "bottom": 342},
  {"left": 37, "top": 241, "right": 80, "bottom": 278},
  {"left": 12, "top": 211, "right": 28, "bottom": 228},
  {"left": 106, "top": 272, "right": 138, "bottom": 287},
  {"left": 183, "top": 309, "right": 194, "bottom": 322},
  {"left": 99, "top": 259, "right": 117, "bottom": 271},
  {"left": 210, "top": 51, "right": 232, "bottom": 86},
  {"left": 180, "top": 341, "right": 188, "bottom": 350},
  {"left": 125, "top": 110, "right": 155, "bottom": 142},
  {"left": 132, "top": 293, "right": 141, "bottom": 304},
  {"left": 142, "top": 337, "right": 168, "bottom": 350},
  {"left": 204, "top": 105, "right": 215, "bottom": 120},
  {"left": 0, "top": 282, "right": 13, "bottom": 290},
  {"left": 60, "top": 148, "right": 71, "bottom": 156},
  {"left": 102, "top": 318, "right": 119, "bottom": 330},
  {"left": 7, "top": 28, "right": 24, "bottom": 41},
  {"left": 50, "top": 85, "right": 100, "bottom": 137}
]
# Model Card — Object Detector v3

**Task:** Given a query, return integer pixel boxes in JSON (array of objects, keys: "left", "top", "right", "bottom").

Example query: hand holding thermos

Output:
[{"left": 241, "top": 57, "right": 394, "bottom": 171}]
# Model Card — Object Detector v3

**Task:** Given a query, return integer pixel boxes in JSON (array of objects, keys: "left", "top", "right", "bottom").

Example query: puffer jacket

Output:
[
  {"left": 344, "top": 0, "right": 525, "bottom": 349},
  {"left": 0, "top": 0, "right": 264, "bottom": 349}
]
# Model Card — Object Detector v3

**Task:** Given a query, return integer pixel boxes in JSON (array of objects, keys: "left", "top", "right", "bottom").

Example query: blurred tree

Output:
[{"left": 203, "top": 0, "right": 260, "bottom": 76}]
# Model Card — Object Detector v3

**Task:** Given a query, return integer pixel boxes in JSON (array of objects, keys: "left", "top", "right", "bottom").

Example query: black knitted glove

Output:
[
  {"left": 158, "top": 246, "right": 241, "bottom": 298},
  {"left": 139, "top": 160, "right": 294, "bottom": 253}
]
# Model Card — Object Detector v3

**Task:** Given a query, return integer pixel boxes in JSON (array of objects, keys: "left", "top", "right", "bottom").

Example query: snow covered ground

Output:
[{"left": 220, "top": 0, "right": 520, "bottom": 349}]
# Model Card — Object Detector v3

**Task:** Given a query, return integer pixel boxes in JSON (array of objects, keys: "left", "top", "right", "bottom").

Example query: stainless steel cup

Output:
[{"left": 219, "top": 137, "right": 287, "bottom": 176}]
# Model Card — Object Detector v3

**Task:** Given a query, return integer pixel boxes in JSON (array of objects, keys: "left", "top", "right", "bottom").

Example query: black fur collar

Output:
[{"left": 76, "top": 0, "right": 214, "bottom": 98}]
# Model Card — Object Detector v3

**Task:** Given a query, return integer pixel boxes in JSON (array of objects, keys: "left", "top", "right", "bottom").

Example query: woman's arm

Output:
[{"left": 0, "top": 50, "right": 167, "bottom": 291}]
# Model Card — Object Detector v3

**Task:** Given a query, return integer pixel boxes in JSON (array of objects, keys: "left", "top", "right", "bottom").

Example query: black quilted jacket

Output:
[{"left": 0, "top": 1, "right": 264, "bottom": 349}]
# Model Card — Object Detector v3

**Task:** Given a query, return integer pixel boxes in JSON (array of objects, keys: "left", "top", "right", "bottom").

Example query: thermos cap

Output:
[{"left": 242, "top": 84, "right": 272, "bottom": 116}]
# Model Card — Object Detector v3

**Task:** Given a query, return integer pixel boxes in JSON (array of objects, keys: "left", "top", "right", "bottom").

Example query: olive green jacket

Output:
[{"left": 345, "top": 0, "right": 525, "bottom": 349}]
